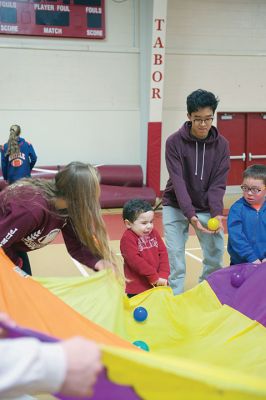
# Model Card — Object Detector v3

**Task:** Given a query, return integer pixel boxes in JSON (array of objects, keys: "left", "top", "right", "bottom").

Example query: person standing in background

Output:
[
  {"left": 1, "top": 124, "right": 37, "bottom": 184},
  {"left": 162, "top": 89, "right": 230, "bottom": 295}
]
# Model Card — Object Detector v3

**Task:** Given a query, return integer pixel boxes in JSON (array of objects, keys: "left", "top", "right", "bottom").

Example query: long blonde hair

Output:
[
  {"left": 3, "top": 162, "right": 124, "bottom": 281},
  {"left": 5, "top": 125, "right": 21, "bottom": 157},
  {"left": 55, "top": 162, "right": 111, "bottom": 259}
]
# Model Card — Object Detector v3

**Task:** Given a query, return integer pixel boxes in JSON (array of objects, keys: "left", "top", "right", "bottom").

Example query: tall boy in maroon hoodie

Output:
[{"left": 162, "top": 89, "right": 230, "bottom": 295}]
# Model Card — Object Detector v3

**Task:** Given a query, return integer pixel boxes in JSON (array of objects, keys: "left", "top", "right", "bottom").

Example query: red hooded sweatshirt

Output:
[{"left": 120, "top": 228, "right": 170, "bottom": 294}]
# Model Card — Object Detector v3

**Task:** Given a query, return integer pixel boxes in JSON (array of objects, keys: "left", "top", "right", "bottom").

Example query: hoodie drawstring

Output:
[
  {"left": 195, "top": 142, "right": 206, "bottom": 181},
  {"left": 200, "top": 143, "right": 205, "bottom": 181},
  {"left": 195, "top": 142, "right": 198, "bottom": 176}
]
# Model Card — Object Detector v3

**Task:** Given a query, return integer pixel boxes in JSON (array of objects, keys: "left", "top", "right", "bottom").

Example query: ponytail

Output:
[{"left": 5, "top": 125, "right": 21, "bottom": 157}]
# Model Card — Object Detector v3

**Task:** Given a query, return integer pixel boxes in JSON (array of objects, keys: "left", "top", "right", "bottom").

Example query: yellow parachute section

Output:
[
  {"left": 1, "top": 248, "right": 266, "bottom": 400},
  {"left": 35, "top": 269, "right": 266, "bottom": 399}
]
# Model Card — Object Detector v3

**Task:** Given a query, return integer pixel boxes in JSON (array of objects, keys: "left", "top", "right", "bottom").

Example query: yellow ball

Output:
[{"left": 207, "top": 217, "right": 220, "bottom": 231}]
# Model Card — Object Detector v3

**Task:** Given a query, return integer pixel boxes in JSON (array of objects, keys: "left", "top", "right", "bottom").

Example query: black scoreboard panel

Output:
[{"left": 0, "top": 0, "right": 105, "bottom": 39}]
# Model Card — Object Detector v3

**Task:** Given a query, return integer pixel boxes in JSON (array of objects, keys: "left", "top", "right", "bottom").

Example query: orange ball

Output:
[{"left": 207, "top": 217, "right": 220, "bottom": 231}]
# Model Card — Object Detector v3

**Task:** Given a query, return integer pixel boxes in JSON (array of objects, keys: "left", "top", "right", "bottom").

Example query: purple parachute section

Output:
[
  {"left": 0, "top": 321, "right": 141, "bottom": 400},
  {"left": 207, "top": 262, "right": 266, "bottom": 327}
]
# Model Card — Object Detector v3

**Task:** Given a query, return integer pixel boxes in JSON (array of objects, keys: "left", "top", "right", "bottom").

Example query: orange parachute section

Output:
[
  {"left": 0, "top": 249, "right": 133, "bottom": 350},
  {"left": 2, "top": 249, "right": 266, "bottom": 399}
]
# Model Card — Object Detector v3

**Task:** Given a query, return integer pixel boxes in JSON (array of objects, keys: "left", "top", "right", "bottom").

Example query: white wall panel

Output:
[
  {"left": 166, "top": 0, "right": 266, "bottom": 55},
  {"left": 0, "top": 110, "right": 140, "bottom": 165},
  {"left": 1, "top": 0, "right": 266, "bottom": 179},
  {"left": 0, "top": 0, "right": 140, "bottom": 166},
  {"left": 0, "top": 49, "right": 139, "bottom": 109},
  {"left": 161, "top": 0, "right": 266, "bottom": 189}
]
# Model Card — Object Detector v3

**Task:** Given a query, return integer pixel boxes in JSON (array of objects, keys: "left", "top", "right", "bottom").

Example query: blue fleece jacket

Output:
[
  {"left": 1, "top": 137, "right": 37, "bottom": 183},
  {"left": 227, "top": 197, "right": 266, "bottom": 265}
]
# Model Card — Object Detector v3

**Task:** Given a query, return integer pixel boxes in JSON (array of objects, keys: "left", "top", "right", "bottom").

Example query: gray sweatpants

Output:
[{"left": 163, "top": 206, "right": 224, "bottom": 295}]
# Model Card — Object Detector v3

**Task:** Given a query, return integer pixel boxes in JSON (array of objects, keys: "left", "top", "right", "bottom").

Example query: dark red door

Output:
[
  {"left": 217, "top": 112, "right": 266, "bottom": 185},
  {"left": 246, "top": 113, "right": 266, "bottom": 167},
  {"left": 217, "top": 113, "right": 246, "bottom": 185}
]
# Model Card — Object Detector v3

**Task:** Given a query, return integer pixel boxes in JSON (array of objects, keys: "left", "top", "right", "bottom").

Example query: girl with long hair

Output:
[{"left": 0, "top": 161, "right": 122, "bottom": 279}]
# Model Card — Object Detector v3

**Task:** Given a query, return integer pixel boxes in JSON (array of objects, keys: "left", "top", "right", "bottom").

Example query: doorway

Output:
[{"left": 217, "top": 112, "right": 266, "bottom": 186}]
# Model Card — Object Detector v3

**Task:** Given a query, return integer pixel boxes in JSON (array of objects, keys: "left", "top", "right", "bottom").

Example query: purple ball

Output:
[{"left": 231, "top": 272, "right": 245, "bottom": 288}]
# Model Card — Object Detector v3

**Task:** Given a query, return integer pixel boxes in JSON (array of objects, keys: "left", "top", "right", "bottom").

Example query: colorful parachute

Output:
[{"left": 1, "top": 249, "right": 266, "bottom": 399}]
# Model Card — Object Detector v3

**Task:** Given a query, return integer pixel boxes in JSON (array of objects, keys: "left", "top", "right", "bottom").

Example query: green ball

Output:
[{"left": 132, "top": 340, "right": 150, "bottom": 351}]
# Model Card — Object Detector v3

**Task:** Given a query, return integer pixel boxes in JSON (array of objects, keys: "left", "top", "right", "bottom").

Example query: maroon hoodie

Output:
[
  {"left": 162, "top": 121, "right": 230, "bottom": 220},
  {"left": 0, "top": 187, "right": 100, "bottom": 268}
]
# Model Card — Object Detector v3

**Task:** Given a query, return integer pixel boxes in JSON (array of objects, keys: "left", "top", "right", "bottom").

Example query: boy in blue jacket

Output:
[{"left": 227, "top": 164, "right": 266, "bottom": 265}]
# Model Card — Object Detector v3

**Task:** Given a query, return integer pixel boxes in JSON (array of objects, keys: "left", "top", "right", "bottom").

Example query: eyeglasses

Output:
[
  {"left": 240, "top": 185, "right": 265, "bottom": 195},
  {"left": 192, "top": 117, "right": 214, "bottom": 125}
]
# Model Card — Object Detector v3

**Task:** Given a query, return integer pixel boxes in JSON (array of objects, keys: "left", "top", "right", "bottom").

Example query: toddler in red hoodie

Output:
[{"left": 120, "top": 199, "right": 170, "bottom": 297}]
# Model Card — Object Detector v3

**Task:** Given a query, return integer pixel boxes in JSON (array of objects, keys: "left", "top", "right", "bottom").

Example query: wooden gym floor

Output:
[{"left": 29, "top": 193, "right": 241, "bottom": 292}]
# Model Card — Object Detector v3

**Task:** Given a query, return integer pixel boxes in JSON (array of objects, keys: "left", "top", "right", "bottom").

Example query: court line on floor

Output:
[
  {"left": 71, "top": 257, "right": 90, "bottom": 276},
  {"left": 115, "top": 248, "right": 226, "bottom": 257},
  {"left": 185, "top": 251, "right": 202, "bottom": 262},
  {"left": 185, "top": 246, "right": 228, "bottom": 263},
  {"left": 72, "top": 247, "right": 228, "bottom": 271}
]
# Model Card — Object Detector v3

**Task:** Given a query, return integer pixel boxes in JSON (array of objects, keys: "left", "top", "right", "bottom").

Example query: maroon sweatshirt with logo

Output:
[
  {"left": 120, "top": 228, "right": 170, "bottom": 294},
  {"left": 0, "top": 187, "right": 100, "bottom": 268}
]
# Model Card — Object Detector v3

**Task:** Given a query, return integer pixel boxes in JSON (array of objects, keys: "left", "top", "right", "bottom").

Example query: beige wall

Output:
[
  {"left": 161, "top": 0, "right": 266, "bottom": 189},
  {"left": 1, "top": 0, "right": 266, "bottom": 181},
  {"left": 0, "top": 0, "right": 141, "bottom": 166}
]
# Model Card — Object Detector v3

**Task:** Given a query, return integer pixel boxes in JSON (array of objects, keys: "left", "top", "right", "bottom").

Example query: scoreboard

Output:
[{"left": 0, "top": 0, "right": 105, "bottom": 39}]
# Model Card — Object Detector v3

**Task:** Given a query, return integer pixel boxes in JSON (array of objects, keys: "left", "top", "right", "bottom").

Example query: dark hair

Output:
[
  {"left": 123, "top": 199, "right": 153, "bottom": 222},
  {"left": 243, "top": 164, "right": 266, "bottom": 185},
  {"left": 186, "top": 89, "right": 219, "bottom": 114}
]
